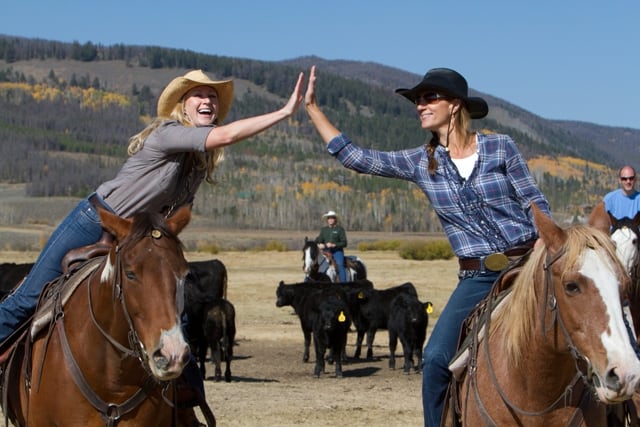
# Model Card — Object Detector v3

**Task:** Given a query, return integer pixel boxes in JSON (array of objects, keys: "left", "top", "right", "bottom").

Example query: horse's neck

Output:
[{"left": 487, "top": 328, "right": 580, "bottom": 409}]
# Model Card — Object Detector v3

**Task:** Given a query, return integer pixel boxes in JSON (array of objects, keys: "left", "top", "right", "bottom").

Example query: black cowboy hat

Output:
[{"left": 395, "top": 68, "right": 488, "bottom": 119}]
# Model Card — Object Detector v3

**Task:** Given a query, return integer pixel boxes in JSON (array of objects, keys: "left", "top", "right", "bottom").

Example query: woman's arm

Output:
[
  {"left": 304, "top": 66, "right": 341, "bottom": 144},
  {"left": 204, "top": 72, "right": 304, "bottom": 151}
]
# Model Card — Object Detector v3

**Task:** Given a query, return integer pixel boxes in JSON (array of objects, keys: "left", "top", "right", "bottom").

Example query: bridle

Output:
[{"left": 50, "top": 239, "right": 176, "bottom": 426}]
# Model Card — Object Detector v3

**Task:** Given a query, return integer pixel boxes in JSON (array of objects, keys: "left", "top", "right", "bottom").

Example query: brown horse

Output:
[
  {"left": 2, "top": 206, "right": 195, "bottom": 426},
  {"left": 445, "top": 204, "right": 640, "bottom": 426}
]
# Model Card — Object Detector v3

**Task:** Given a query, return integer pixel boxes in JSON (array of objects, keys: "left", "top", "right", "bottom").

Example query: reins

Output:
[
  {"left": 470, "top": 246, "right": 594, "bottom": 424},
  {"left": 87, "top": 245, "right": 148, "bottom": 365}
]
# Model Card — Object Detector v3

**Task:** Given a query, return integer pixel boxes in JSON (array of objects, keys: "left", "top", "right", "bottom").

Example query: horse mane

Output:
[{"left": 490, "top": 224, "right": 626, "bottom": 367}]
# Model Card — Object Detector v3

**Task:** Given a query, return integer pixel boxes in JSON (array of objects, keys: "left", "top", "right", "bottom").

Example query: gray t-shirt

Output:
[{"left": 96, "top": 121, "right": 213, "bottom": 217}]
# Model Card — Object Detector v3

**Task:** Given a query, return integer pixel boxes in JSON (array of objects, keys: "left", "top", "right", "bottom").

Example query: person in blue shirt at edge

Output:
[
  {"left": 0, "top": 69, "right": 305, "bottom": 425},
  {"left": 604, "top": 165, "right": 640, "bottom": 220},
  {"left": 303, "top": 65, "right": 551, "bottom": 427},
  {"left": 315, "top": 210, "right": 348, "bottom": 282}
]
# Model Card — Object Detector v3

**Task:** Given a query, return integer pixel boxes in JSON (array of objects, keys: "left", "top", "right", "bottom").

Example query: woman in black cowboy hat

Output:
[{"left": 304, "top": 66, "right": 550, "bottom": 427}]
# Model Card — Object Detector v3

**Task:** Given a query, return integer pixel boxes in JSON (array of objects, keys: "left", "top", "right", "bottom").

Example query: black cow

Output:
[
  {"left": 0, "top": 262, "right": 32, "bottom": 300},
  {"left": 275, "top": 279, "right": 373, "bottom": 363},
  {"left": 308, "top": 291, "right": 351, "bottom": 378},
  {"left": 352, "top": 282, "right": 418, "bottom": 360},
  {"left": 203, "top": 298, "right": 236, "bottom": 382},
  {"left": 388, "top": 292, "right": 432, "bottom": 373},
  {"left": 183, "top": 259, "right": 229, "bottom": 378}
]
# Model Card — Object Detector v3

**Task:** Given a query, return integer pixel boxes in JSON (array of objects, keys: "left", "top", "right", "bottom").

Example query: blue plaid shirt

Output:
[{"left": 327, "top": 133, "right": 551, "bottom": 258}]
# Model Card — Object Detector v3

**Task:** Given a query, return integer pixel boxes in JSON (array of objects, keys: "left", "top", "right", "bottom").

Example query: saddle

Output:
[{"left": 0, "top": 234, "right": 112, "bottom": 364}]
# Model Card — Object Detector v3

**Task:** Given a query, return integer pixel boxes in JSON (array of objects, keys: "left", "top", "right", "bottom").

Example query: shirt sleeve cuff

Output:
[{"left": 327, "top": 134, "right": 351, "bottom": 155}]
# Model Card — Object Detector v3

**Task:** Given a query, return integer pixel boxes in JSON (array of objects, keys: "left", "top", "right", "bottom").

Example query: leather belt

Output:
[
  {"left": 88, "top": 193, "right": 113, "bottom": 213},
  {"left": 458, "top": 242, "right": 535, "bottom": 272}
]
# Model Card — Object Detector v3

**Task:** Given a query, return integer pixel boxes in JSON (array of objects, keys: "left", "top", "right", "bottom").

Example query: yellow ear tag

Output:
[
  {"left": 151, "top": 229, "right": 162, "bottom": 239},
  {"left": 357, "top": 291, "right": 364, "bottom": 299},
  {"left": 338, "top": 311, "right": 346, "bottom": 322},
  {"left": 426, "top": 303, "right": 434, "bottom": 314}
]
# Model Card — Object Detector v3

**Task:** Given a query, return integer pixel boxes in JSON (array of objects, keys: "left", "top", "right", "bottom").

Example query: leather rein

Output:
[
  {"left": 468, "top": 247, "right": 595, "bottom": 426},
  {"left": 50, "top": 244, "right": 173, "bottom": 426}
]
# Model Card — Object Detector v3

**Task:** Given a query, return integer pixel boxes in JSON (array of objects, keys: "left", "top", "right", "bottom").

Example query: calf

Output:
[
  {"left": 388, "top": 292, "right": 432, "bottom": 373},
  {"left": 275, "top": 279, "right": 373, "bottom": 362},
  {"left": 203, "top": 298, "right": 236, "bottom": 382},
  {"left": 353, "top": 282, "right": 418, "bottom": 359},
  {"left": 182, "top": 259, "right": 229, "bottom": 378},
  {"left": 306, "top": 290, "right": 351, "bottom": 378}
]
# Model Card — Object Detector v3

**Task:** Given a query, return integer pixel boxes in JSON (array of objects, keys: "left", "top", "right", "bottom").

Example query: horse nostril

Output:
[
  {"left": 604, "top": 368, "right": 622, "bottom": 392},
  {"left": 153, "top": 349, "right": 169, "bottom": 371}
]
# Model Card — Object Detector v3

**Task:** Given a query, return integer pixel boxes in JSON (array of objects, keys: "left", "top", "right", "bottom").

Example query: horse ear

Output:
[
  {"left": 98, "top": 208, "right": 133, "bottom": 242},
  {"left": 166, "top": 205, "right": 191, "bottom": 236},
  {"left": 588, "top": 202, "right": 612, "bottom": 233},
  {"left": 531, "top": 203, "right": 566, "bottom": 253}
]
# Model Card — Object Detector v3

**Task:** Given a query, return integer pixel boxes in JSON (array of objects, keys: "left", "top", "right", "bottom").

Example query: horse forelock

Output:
[
  {"left": 493, "top": 224, "right": 627, "bottom": 367},
  {"left": 121, "top": 212, "right": 184, "bottom": 251}
]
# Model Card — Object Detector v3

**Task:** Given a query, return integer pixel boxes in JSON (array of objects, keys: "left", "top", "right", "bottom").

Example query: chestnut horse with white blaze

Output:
[
  {"left": 2, "top": 206, "right": 194, "bottom": 426},
  {"left": 444, "top": 204, "right": 640, "bottom": 426}
]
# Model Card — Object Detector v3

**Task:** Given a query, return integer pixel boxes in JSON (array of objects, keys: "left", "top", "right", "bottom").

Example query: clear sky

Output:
[{"left": 2, "top": 0, "right": 638, "bottom": 129}]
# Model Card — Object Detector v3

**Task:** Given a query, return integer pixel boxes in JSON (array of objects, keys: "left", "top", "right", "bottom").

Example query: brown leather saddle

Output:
[{"left": 0, "top": 232, "right": 113, "bottom": 364}]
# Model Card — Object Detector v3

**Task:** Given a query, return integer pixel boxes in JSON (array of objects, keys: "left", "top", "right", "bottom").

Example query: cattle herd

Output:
[
  {"left": 0, "top": 257, "right": 432, "bottom": 382},
  {"left": 276, "top": 278, "right": 432, "bottom": 377}
]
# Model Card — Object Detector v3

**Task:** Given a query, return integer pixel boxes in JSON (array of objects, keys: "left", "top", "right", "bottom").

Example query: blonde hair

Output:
[
  {"left": 426, "top": 104, "right": 472, "bottom": 174},
  {"left": 127, "top": 98, "right": 224, "bottom": 184}
]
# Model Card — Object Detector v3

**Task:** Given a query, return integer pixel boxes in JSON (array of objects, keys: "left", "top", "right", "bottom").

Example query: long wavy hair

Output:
[{"left": 126, "top": 100, "right": 224, "bottom": 184}]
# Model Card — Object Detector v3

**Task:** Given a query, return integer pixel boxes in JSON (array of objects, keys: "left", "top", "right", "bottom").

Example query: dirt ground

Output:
[{"left": 0, "top": 249, "right": 458, "bottom": 427}]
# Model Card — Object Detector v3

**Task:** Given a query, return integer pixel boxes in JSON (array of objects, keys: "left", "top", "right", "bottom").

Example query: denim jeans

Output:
[
  {"left": 0, "top": 195, "right": 105, "bottom": 343},
  {"left": 330, "top": 248, "right": 347, "bottom": 282},
  {"left": 422, "top": 270, "right": 499, "bottom": 427}
]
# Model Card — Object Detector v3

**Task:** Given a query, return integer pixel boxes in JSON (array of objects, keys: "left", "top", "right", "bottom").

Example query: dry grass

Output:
[{"left": 0, "top": 246, "right": 458, "bottom": 426}]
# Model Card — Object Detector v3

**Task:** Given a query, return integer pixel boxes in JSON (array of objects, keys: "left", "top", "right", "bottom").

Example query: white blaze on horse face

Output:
[
  {"left": 580, "top": 248, "right": 640, "bottom": 399},
  {"left": 611, "top": 226, "right": 638, "bottom": 275},
  {"left": 100, "top": 255, "right": 115, "bottom": 283}
]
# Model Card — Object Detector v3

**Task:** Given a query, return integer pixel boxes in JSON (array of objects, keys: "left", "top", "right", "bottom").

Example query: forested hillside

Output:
[{"left": 1, "top": 34, "right": 639, "bottom": 232}]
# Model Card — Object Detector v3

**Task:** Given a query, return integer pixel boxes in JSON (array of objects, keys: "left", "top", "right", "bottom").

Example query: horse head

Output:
[
  {"left": 97, "top": 205, "right": 192, "bottom": 381},
  {"left": 471, "top": 203, "right": 640, "bottom": 427},
  {"left": 302, "top": 237, "right": 319, "bottom": 276},
  {"left": 527, "top": 204, "right": 640, "bottom": 403},
  {"left": 589, "top": 201, "right": 640, "bottom": 278}
]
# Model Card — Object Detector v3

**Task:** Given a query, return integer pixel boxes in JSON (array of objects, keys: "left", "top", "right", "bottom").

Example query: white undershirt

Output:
[{"left": 451, "top": 152, "right": 478, "bottom": 180}]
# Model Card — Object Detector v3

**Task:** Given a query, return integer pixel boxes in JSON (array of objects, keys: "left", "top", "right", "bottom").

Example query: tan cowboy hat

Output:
[
  {"left": 323, "top": 210, "right": 338, "bottom": 219},
  {"left": 157, "top": 70, "right": 234, "bottom": 122}
]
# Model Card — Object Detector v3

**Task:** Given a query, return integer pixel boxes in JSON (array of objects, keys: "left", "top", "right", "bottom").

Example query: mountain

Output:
[{"left": 1, "top": 34, "right": 639, "bottom": 235}]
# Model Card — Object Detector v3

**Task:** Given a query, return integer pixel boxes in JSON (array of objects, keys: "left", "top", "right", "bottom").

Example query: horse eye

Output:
[
  {"left": 125, "top": 271, "right": 137, "bottom": 281},
  {"left": 564, "top": 282, "right": 580, "bottom": 294}
]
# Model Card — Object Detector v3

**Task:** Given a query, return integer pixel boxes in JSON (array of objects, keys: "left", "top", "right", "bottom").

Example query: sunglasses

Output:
[
  {"left": 620, "top": 176, "right": 636, "bottom": 181},
  {"left": 414, "top": 92, "right": 448, "bottom": 106}
]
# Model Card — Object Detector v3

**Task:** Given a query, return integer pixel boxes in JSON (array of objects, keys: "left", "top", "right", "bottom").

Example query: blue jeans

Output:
[
  {"left": 422, "top": 271, "right": 498, "bottom": 427},
  {"left": 0, "top": 195, "right": 105, "bottom": 343},
  {"left": 330, "top": 248, "right": 347, "bottom": 282}
]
